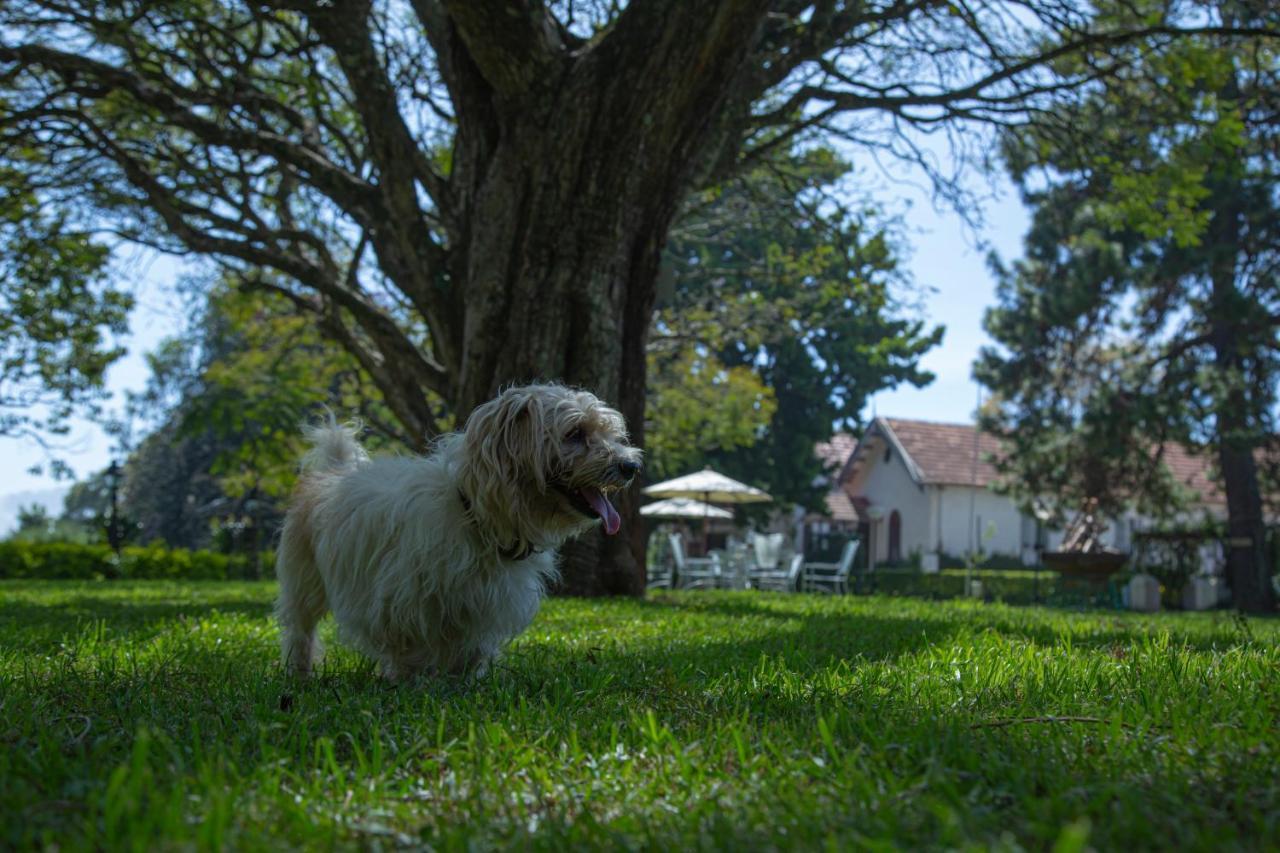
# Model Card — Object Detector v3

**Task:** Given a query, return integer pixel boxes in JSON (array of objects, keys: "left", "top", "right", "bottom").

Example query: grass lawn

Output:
[{"left": 2, "top": 581, "right": 1277, "bottom": 850}]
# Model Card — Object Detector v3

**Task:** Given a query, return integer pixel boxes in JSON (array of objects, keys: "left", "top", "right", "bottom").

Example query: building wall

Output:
[
  {"left": 936, "top": 485, "right": 1029, "bottom": 558},
  {"left": 846, "top": 430, "right": 1235, "bottom": 567},
  {"left": 850, "top": 443, "right": 929, "bottom": 563}
]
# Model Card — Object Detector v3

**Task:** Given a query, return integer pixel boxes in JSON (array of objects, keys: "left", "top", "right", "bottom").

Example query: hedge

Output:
[
  {"left": 0, "top": 541, "right": 259, "bottom": 581},
  {"left": 867, "top": 567, "right": 1120, "bottom": 607}
]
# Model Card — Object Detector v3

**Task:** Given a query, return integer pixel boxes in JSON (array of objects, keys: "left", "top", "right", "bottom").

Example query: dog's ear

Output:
[{"left": 462, "top": 386, "right": 551, "bottom": 490}]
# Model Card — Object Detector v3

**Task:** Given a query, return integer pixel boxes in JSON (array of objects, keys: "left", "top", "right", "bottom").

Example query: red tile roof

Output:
[
  {"left": 833, "top": 417, "right": 1233, "bottom": 506},
  {"left": 1157, "top": 442, "right": 1226, "bottom": 505},
  {"left": 815, "top": 433, "right": 856, "bottom": 475},
  {"left": 823, "top": 488, "right": 859, "bottom": 522},
  {"left": 880, "top": 418, "right": 1004, "bottom": 487}
]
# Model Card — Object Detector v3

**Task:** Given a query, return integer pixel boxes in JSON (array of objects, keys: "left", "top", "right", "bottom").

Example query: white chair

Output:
[
  {"left": 669, "top": 533, "right": 721, "bottom": 589},
  {"left": 646, "top": 563, "right": 674, "bottom": 590},
  {"left": 801, "top": 539, "right": 860, "bottom": 594},
  {"left": 753, "top": 553, "right": 804, "bottom": 592},
  {"left": 718, "top": 544, "right": 752, "bottom": 590},
  {"left": 752, "top": 532, "right": 785, "bottom": 571}
]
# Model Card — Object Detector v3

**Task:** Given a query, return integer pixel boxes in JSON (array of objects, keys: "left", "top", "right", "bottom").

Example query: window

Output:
[{"left": 884, "top": 446, "right": 892, "bottom": 464}]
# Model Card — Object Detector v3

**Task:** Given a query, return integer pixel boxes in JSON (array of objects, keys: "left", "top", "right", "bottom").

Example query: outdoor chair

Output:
[
  {"left": 646, "top": 563, "right": 674, "bottom": 590},
  {"left": 752, "top": 553, "right": 804, "bottom": 592},
  {"left": 801, "top": 539, "right": 860, "bottom": 594},
  {"left": 717, "top": 544, "right": 752, "bottom": 590},
  {"left": 669, "top": 533, "right": 721, "bottom": 589},
  {"left": 752, "top": 532, "right": 785, "bottom": 571}
]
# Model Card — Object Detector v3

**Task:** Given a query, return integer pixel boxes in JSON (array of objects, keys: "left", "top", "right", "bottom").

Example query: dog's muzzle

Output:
[
  {"left": 614, "top": 459, "right": 641, "bottom": 482},
  {"left": 557, "top": 458, "right": 639, "bottom": 536}
]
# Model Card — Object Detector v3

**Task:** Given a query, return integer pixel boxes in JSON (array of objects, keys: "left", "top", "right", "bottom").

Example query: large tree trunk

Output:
[
  {"left": 440, "top": 3, "right": 770, "bottom": 594},
  {"left": 1210, "top": 292, "right": 1274, "bottom": 613},
  {"left": 1206, "top": 126, "right": 1276, "bottom": 614}
]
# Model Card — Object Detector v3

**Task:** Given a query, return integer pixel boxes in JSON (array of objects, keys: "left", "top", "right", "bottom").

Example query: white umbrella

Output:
[
  {"left": 643, "top": 468, "right": 772, "bottom": 552},
  {"left": 642, "top": 469, "right": 772, "bottom": 504},
  {"left": 640, "top": 498, "right": 734, "bottom": 520}
]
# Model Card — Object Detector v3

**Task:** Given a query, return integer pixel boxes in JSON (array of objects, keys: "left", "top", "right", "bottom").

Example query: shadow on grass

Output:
[
  {"left": 0, "top": 589, "right": 276, "bottom": 651},
  {"left": 5, "top": 585, "right": 1274, "bottom": 850},
  {"left": 2, "top": 585, "right": 1260, "bottom": 762},
  {"left": 632, "top": 591, "right": 1258, "bottom": 656}
]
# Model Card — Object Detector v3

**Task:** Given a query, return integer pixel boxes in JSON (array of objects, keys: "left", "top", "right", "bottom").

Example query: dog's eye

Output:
[{"left": 565, "top": 427, "right": 586, "bottom": 443}]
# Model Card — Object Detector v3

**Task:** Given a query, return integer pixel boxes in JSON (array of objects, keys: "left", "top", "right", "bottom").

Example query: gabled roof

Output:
[
  {"left": 836, "top": 417, "right": 1233, "bottom": 505},
  {"left": 880, "top": 418, "right": 1004, "bottom": 487}
]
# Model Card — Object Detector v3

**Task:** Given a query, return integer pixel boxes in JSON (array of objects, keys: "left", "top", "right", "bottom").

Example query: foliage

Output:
[
  {"left": 650, "top": 148, "right": 941, "bottom": 508},
  {"left": 644, "top": 346, "right": 776, "bottom": 482},
  {"left": 170, "top": 284, "right": 410, "bottom": 497},
  {"left": 116, "top": 283, "right": 396, "bottom": 551},
  {"left": 7, "top": 518, "right": 99, "bottom": 545},
  {"left": 0, "top": 0, "right": 1255, "bottom": 444},
  {"left": 1, "top": 582, "right": 1278, "bottom": 848},
  {"left": 14, "top": 503, "right": 49, "bottom": 533},
  {"left": 0, "top": 167, "right": 131, "bottom": 443},
  {"left": 6, "top": 504, "right": 99, "bottom": 544},
  {"left": 873, "top": 567, "right": 1058, "bottom": 604},
  {"left": 974, "top": 1, "right": 1280, "bottom": 610},
  {"left": 61, "top": 469, "right": 112, "bottom": 527},
  {"left": 118, "top": 422, "right": 233, "bottom": 551},
  {"left": 0, "top": 541, "right": 251, "bottom": 580}
]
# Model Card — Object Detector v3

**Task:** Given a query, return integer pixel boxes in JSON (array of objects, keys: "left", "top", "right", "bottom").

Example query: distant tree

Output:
[
  {"left": 651, "top": 147, "right": 940, "bottom": 509},
  {"left": 3, "top": 0, "right": 1272, "bottom": 593},
  {"left": 0, "top": 168, "right": 131, "bottom": 447},
  {"left": 15, "top": 504, "right": 50, "bottom": 534},
  {"left": 121, "top": 422, "right": 229, "bottom": 550},
  {"left": 120, "top": 282, "right": 383, "bottom": 552},
  {"left": 61, "top": 469, "right": 111, "bottom": 528},
  {"left": 645, "top": 346, "right": 777, "bottom": 484},
  {"left": 976, "top": 2, "right": 1279, "bottom": 611}
]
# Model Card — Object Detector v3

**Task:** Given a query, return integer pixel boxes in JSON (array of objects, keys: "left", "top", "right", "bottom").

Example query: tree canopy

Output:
[
  {"left": 650, "top": 147, "right": 939, "bottom": 508},
  {"left": 0, "top": 168, "right": 130, "bottom": 446},
  {"left": 3, "top": 0, "right": 1276, "bottom": 592},
  {"left": 976, "top": 0, "right": 1279, "bottom": 611}
]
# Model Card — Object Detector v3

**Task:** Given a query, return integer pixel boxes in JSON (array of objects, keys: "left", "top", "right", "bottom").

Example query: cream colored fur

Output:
[{"left": 274, "top": 383, "right": 640, "bottom": 681}]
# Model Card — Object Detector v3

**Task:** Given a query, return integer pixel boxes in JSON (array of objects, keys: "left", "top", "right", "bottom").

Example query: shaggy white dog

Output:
[{"left": 274, "top": 383, "right": 641, "bottom": 681}]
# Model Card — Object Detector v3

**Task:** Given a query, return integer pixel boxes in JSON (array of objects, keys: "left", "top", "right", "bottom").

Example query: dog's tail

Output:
[{"left": 300, "top": 413, "right": 368, "bottom": 473}]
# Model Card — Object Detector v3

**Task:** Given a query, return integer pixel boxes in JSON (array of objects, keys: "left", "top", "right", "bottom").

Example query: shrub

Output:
[
  {"left": 871, "top": 567, "right": 1052, "bottom": 604},
  {"left": 937, "top": 551, "right": 1031, "bottom": 571},
  {"left": 0, "top": 541, "right": 254, "bottom": 581}
]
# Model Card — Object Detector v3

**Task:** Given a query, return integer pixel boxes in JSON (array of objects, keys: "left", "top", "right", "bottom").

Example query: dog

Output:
[{"left": 274, "top": 383, "right": 641, "bottom": 681}]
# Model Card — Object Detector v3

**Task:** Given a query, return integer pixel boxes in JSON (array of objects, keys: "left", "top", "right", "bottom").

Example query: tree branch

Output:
[
  {"left": 438, "top": 0, "right": 563, "bottom": 99},
  {"left": 0, "top": 43, "right": 381, "bottom": 226},
  {"left": 81, "top": 116, "right": 452, "bottom": 407},
  {"left": 300, "top": 0, "right": 461, "bottom": 375}
]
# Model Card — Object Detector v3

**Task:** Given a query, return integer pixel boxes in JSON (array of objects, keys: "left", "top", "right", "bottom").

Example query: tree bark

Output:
[
  {"left": 1206, "top": 115, "right": 1276, "bottom": 613},
  {"left": 440, "top": 1, "right": 770, "bottom": 594}
]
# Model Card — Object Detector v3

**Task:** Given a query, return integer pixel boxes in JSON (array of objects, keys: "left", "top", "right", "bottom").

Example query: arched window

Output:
[{"left": 888, "top": 510, "right": 902, "bottom": 563}]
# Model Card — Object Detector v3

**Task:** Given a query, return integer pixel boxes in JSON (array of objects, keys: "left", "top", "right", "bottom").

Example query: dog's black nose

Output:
[{"left": 616, "top": 459, "right": 641, "bottom": 480}]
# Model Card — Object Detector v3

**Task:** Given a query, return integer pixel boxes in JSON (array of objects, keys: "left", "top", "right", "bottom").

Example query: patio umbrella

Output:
[
  {"left": 640, "top": 498, "right": 734, "bottom": 520},
  {"left": 643, "top": 468, "right": 772, "bottom": 552}
]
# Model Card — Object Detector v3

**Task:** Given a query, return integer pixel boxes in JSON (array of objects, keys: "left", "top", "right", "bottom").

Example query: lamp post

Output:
[{"left": 106, "top": 460, "right": 122, "bottom": 557}]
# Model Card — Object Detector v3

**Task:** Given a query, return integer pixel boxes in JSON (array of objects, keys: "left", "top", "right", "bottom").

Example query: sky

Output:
[
  {"left": 0, "top": 251, "right": 192, "bottom": 533},
  {"left": 871, "top": 174, "right": 1029, "bottom": 425},
  {"left": 0, "top": 170, "right": 1032, "bottom": 534}
]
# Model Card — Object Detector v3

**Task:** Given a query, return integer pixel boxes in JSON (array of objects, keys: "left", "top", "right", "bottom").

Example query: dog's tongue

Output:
[{"left": 580, "top": 487, "right": 621, "bottom": 535}]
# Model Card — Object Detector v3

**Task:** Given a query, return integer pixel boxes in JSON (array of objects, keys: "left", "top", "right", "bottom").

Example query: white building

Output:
[{"left": 830, "top": 417, "right": 1232, "bottom": 571}]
